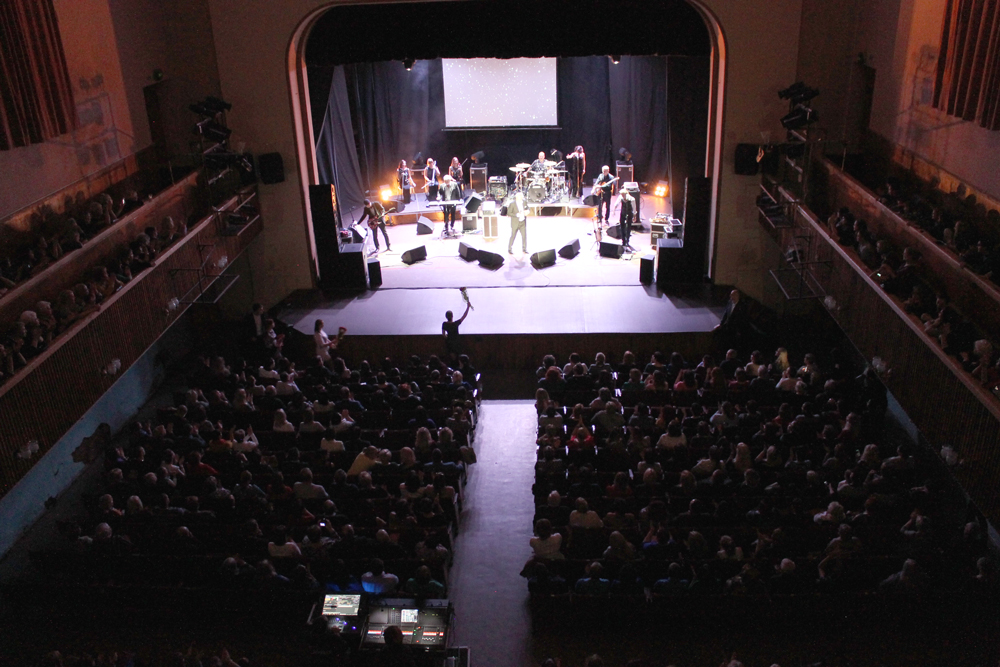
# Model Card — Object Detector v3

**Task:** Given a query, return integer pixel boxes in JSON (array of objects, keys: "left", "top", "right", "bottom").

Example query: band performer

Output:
[
  {"left": 358, "top": 199, "right": 391, "bottom": 253},
  {"left": 449, "top": 157, "right": 464, "bottom": 196},
  {"left": 424, "top": 158, "right": 440, "bottom": 202},
  {"left": 530, "top": 151, "right": 548, "bottom": 176},
  {"left": 397, "top": 159, "right": 412, "bottom": 204},
  {"left": 567, "top": 145, "right": 586, "bottom": 199},
  {"left": 619, "top": 188, "right": 636, "bottom": 251},
  {"left": 594, "top": 165, "right": 616, "bottom": 224},
  {"left": 440, "top": 175, "right": 461, "bottom": 234},
  {"left": 507, "top": 191, "right": 528, "bottom": 254}
]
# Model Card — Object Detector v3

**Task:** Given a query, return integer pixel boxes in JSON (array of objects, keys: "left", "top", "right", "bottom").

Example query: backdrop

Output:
[{"left": 311, "top": 56, "right": 708, "bottom": 217}]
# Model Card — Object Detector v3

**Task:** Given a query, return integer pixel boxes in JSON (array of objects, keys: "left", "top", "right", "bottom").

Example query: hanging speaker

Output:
[
  {"left": 258, "top": 152, "right": 284, "bottom": 184},
  {"left": 559, "top": 238, "right": 580, "bottom": 259},
  {"left": 530, "top": 249, "right": 556, "bottom": 268},
  {"left": 416, "top": 217, "right": 434, "bottom": 235},
  {"left": 734, "top": 143, "right": 760, "bottom": 176},
  {"left": 401, "top": 246, "right": 427, "bottom": 265}
]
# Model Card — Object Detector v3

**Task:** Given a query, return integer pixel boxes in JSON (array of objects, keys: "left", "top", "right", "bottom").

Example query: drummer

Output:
[{"left": 530, "top": 151, "right": 548, "bottom": 175}]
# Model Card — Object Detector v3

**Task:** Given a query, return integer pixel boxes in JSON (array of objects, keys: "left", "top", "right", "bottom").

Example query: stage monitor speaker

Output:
[
  {"left": 600, "top": 241, "right": 624, "bottom": 258},
  {"left": 734, "top": 143, "right": 760, "bottom": 175},
  {"left": 459, "top": 241, "right": 478, "bottom": 262},
  {"left": 416, "top": 216, "right": 434, "bottom": 235},
  {"left": 393, "top": 201, "right": 406, "bottom": 213},
  {"left": 477, "top": 249, "right": 504, "bottom": 269},
  {"left": 258, "top": 152, "right": 285, "bottom": 184},
  {"left": 350, "top": 225, "right": 366, "bottom": 244},
  {"left": 640, "top": 253, "right": 655, "bottom": 284},
  {"left": 606, "top": 223, "right": 621, "bottom": 239},
  {"left": 462, "top": 214, "right": 478, "bottom": 232},
  {"left": 464, "top": 192, "right": 483, "bottom": 214},
  {"left": 367, "top": 257, "right": 382, "bottom": 290},
  {"left": 582, "top": 193, "right": 599, "bottom": 207},
  {"left": 401, "top": 246, "right": 427, "bottom": 265},
  {"left": 559, "top": 238, "right": 580, "bottom": 259},
  {"left": 530, "top": 249, "right": 556, "bottom": 269}
]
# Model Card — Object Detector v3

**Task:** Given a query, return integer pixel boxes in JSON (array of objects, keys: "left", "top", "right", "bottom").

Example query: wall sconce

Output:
[
  {"left": 165, "top": 297, "right": 180, "bottom": 314},
  {"left": 101, "top": 359, "right": 122, "bottom": 376},
  {"left": 216, "top": 255, "right": 229, "bottom": 270},
  {"left": 18, "top": 440, "right": 39, "bottom": 460},
  {"left": 823, "top": 295, "right": 838, "bottom": 311}
]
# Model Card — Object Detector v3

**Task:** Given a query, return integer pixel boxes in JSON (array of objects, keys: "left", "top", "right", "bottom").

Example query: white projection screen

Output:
[{"left": 442, "top": 58, "right": 558, "bottom": 128}]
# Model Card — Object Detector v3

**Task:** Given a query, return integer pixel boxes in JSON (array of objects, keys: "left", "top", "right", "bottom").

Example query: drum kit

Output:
[{"left": 508, "top": 160, "right": 569, "bottom": 204}]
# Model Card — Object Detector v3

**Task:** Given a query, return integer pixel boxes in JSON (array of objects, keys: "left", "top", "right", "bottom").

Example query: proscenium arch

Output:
[{"left": 287, "top": 0, "right": 728, "bottom": 283}]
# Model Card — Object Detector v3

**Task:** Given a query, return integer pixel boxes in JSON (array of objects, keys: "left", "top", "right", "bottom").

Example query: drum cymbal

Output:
[
  {"left": 509, "top": 166, "right": 525, "bottom": 172},
  {"left": 548, "top": 169, "right": 568, "bottom": 174},
  {"left": 544, "top": 160, "right": 558, "bottom": 166},
  {"left": 515, "top": 163, "right": 531, "bottom": 169}
]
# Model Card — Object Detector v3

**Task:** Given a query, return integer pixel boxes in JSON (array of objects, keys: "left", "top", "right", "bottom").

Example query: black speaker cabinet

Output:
[
  {"left": 367, "top": 257, "right": 382, "bottom": 289},
  {"left": 350, "top": 225, "right": 366, "bottom": 244},
  {"left": 464, "top": 192, "right": 483, "bottom": 214},
  {"left": 310, "top": 184, "right": 342, "bottom": 285},
  {"left": 606, "top": 223, "right": 621, "bottom": 239},
  {"left": 401, "top": 246, "right": 427, "bottom": 265},
  {"left": 682, "top": 176, "right": 711, "bottom": 279},
  {"left": 655, "top": 237, "right": 684, "bottom": 286},
  {"left": 470, "top": 164, "right": 488, "bottom": 193},
  {"left": 416, "top": 217, "right": 434, "bottom": 235},
  {"left": 615, "top": 162, "right": 633, "bottom": 184},
  {"left": 640, "top": 253, "right": 655, "bottom": 284},
  {"left": 258, "top": 152, "right": 285, "bottom": 184},
  {"left": 324, "top": 242, "right": 367, "bottom": 291},
  {"left": 477, "top": 249, "right": 504, "bottom": 269},
  {"left": 462, "top": 214, "right": 478, "bottom": 232},
  {"left": 600, "top": 241, "right": 624, "bottom": 258},
  {"left": 459, "top": 241, "right": 478, "bottom": 262},
  {"left": 530, "top": 248, "right": 556, "bottom": 268},
  {"left": 559, "top": 238, "right": 580, "bottom": 259},
  {"left": 734, "top": 143, "right": 760, "bottom": 175}
]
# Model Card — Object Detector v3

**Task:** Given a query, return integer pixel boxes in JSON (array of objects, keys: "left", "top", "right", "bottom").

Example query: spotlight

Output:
[
  {"left": 471, "top": 151, "right": 485, "bottom": 164},
  {"left": 780, "top": 104, "right": 818, "bottom": 130},
  {"left": 412, "top": 152, "right": 424, "bottom": 167},
  {"left": 403, "top": 57, "right": 415, "bottom": 71},
  {"left": 379, "top": 184, "right": 394, "bottom": 202},
  {"left": 610, "top": 55, "right": 621, "bottom": 64},
  {"left": 618, "top": 147, "right": 632, "bottom": 163},
  {"left": 654, "top": 181, "right": 669, "bottom": 198}
]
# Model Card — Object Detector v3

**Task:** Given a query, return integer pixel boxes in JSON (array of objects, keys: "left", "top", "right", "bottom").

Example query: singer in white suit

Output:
[{"left": 507, "top": 191, "right": 528, "bottom": 254}]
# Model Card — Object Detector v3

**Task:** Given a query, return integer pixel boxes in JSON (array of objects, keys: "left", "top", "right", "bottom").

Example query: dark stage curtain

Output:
[
  {"left": 666, "top": 56, "right": 710, "bottom": 220},
  {"left": 610, "top": 56, "right": 669, "bottom": 188},
  {"left": 313, "top": 55, "right": 708, "bottom": 208},
  {"left": 934, "top": 0, "right": 1000, "bottom": 131},
  {"left": 0, "top": 0, "right": 76, "bottom": 150},
  {"left": 315, "top": 66, "right": 365, "bottom": 214}
]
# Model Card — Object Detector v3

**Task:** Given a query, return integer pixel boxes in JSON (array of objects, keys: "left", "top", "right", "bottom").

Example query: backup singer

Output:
[
  {"left": 594, "top": 165, "right": 616, "bottom": 224},
  {"left": 449, "top": 157, "right": 464, "bottom": 196},
  {"left": 619, "top": 188, "right": 636, "bottom": 251},
  {"left": 424, "top": 158, "right": 440, "bottom": 202},
  {"left": 440, "top": 175, "right": 461, "bottom": 233},
  {"left": 567, "top": 145, "right": 586, "bottom": 199},
  {"left": 397, "top": 159, "right": 412, "bottom": 204},
  {"left": 507, "top": 191, "right": 528, "bottom": 254},
  {"left": 358, "top": 199, "right": 391, "bottom": 252}
]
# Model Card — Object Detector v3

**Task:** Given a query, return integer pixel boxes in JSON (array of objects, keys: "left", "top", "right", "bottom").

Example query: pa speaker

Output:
[
  {"left": 559, "top": 238, "right": 580, "bottom": 259},
  {"left": 258, "top": 152, "right": 284, "bottom": 184},
  {"left": 350, "top": 225, "right": 365, "bottom": 244},
  {"left": 606, "top": 223, "right": 622, "bottom": 239},
  {"left": 367, "top": 258, "right": 382, "bottom": 289},
  {"left": 734, "top": 143, "right": 760, "bottom": 176},
  {"left": 464, "top": 192, "right": 483, "bottom": 214},
  {"left": 477, "top": 249, "right": 504, "bottom": 269},
  {"left": 416, "top": 217, "right": 434, "bottom": 235},
  {"left": 640, "top": 253, "right": 655, "bottom": 284},
  {"left": 401, "top": 246, "right": 427, "bottom": 265},
  {"left": 530, "top": 249, "right": 556, "bottom": 268},
  {"left": 459, "top": 241, "right": 479, "bottom": 262},
  {"left": 600, "top": 241, "right": 624, "bottom": 259}
]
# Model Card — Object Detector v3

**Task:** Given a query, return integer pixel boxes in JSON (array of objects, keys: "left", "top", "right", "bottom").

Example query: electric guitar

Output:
[
  {"left": 368, "top": 203, "right": 389, "bottom": 230},
  {"left": 594, "top": 175, "right": 619, "bottom": 194}
]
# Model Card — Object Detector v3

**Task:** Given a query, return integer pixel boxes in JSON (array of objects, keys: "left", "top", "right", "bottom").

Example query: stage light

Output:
[
  {"left": 471, "top": 151, "right": 485, "bottom": 164},
  {"left": 403, "top": 57, "right": 415, "bottom": 71},
  {"left": 780, "top": 104, "right": 818, "bottom": 130},
  {"left": 654, "top": 181, "right": 669, "bottom": 197},
  {"left": 412, "top": 152, "right": 424, "bottom": 167},
  {"left": 618, "top": 147, "right": 632, "bottom": 163},
  {"left": 379, "top": 184, "right": 394, "bottom": 202},
  {"left": 610, "top": 55, "right": 621, "bottom": 64}
]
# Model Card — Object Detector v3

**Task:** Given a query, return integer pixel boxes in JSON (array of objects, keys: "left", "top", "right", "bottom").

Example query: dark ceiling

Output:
[{"left": 306, "top": 0, "right": 711, "bottom": 65}]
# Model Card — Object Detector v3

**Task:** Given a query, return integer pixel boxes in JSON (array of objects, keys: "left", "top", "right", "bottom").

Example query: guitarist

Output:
[
  {"left": 594, "top": 165, "right": 617, "bottom": 225},
  {"left": 358, "top": 199, "right": 391, "bottom": 252}
]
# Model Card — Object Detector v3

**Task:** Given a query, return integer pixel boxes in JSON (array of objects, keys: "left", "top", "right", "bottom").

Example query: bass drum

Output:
[{"left": 527, "top": 180, "right": 547, "bottom": 203}]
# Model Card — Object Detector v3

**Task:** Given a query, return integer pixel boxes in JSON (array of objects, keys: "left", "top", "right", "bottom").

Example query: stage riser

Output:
[
  {"left": 328, "top": 332, "right": 716, "bottom": 373},
  {"left": 390, "top": 207, "right": 596, "bottom": 226}
]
